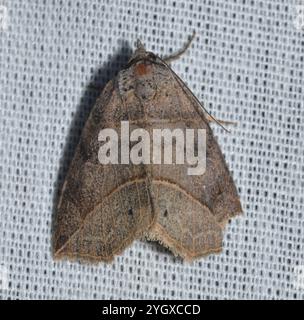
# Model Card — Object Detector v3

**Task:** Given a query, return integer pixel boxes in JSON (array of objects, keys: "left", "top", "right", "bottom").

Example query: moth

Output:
[{"left": 53, "top": 33, "right": 242, "bottom": 262}]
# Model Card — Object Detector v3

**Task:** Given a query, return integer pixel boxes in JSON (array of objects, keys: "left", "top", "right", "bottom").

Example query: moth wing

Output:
[
  {"left": 125, "top": 59, "right": 242, "bottom": 260},
  {"left": 53, "top": 80, "right": 155, "bottom": 262},
  {"left": 147, "top": 119, "right": 241, "bottom": 261},
  {"left": 149, "top": 181, "right": 224, "bottom": 260}
]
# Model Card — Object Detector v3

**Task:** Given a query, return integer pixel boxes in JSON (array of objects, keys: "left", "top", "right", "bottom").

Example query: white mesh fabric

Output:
[{"left": 0, "top": 0, "right": 303, "bottom": 299}]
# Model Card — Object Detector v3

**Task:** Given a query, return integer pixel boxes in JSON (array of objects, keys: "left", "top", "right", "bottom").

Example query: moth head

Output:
[{"left": 128, "top": 39, "right": 158, "bottom": 64}]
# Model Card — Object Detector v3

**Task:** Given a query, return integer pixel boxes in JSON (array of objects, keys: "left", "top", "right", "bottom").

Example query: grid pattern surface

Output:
[{"left": 0, "top": 0, "right": 304, "bottom": 299}]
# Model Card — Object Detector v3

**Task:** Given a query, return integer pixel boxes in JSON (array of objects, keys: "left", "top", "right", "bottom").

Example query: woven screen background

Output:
[{"left": 0, "top": 0, "right": 304, "bottom": 299}]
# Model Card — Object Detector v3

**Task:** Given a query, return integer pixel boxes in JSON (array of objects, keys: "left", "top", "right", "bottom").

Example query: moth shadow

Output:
[{"left": 51, "top": 41, "right": 132, "bottom": 246}]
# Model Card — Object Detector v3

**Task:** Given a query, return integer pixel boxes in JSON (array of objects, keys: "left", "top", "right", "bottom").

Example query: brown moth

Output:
[{"left": 53, "top": 34, "right": 242, "bottom": 262}]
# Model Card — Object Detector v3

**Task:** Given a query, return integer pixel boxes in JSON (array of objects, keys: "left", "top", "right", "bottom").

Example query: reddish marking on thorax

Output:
[{"left": 134, "top": 63, "right": 151, "bottom": 76}]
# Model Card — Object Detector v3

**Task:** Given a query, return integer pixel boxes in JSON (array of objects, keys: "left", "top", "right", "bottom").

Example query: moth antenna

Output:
[
  {"left": 204, "top": 114, "right": 237, "bottom": 127},
  {"left": 163, "top": 30, "right": 196, "bottom": 63},
  {"left": 159, "top": 57, "right": 230, "bottom": 132}
]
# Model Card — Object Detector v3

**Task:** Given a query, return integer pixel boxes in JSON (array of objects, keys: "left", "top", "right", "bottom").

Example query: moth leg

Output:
[
  {"left": 163, "top": 31, "right": 196, "bottom": 63},
  {"left": 204, "top": 113, "right": 237, "bottom": 126}
]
